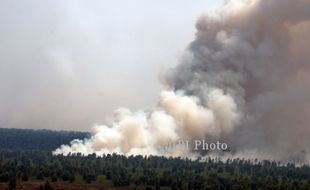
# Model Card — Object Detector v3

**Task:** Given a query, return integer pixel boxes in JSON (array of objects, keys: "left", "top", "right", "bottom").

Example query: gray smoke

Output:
[{"left": 55, "top": 0, "right": 310, "bottom": 163}]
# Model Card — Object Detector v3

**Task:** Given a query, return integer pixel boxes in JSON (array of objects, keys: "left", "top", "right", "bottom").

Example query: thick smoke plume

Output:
[{"left": 54, "top": 0, "right": 310, "bottom": 163}]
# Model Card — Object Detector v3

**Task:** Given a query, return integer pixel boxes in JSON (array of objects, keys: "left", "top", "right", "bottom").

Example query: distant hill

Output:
[{"left": 0, "top": 128, "right": 89, "bottom": 151}]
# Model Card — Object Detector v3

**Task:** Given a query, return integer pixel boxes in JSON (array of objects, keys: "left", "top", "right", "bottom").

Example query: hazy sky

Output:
[{"left": 0, "top": 0, "right": 222, "bottom": 131}]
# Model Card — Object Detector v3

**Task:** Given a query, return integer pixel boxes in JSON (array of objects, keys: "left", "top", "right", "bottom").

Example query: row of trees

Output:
[{"left": 0, "top": 150, "right": 309, "bottom": 189}]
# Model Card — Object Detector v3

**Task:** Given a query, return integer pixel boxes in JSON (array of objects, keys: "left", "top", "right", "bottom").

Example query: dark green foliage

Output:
[
  {"left": 0, "top": 172, "right": 9, "bottom": 182},
  {"left": 0, "top": 128, "right": 89, "bottom": 151},
  {"left": 21, "top": 173, "right": 29, "bottom": 181},
  {"left": 0, "top": 128, "right": 309, "bottom": 189},
  {"left": 0, "top": 150, "right": 309, "bottom": 189}
]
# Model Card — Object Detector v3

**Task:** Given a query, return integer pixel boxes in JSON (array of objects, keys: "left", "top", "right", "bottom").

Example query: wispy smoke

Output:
[{"left": 54, "top": 0, "right": 310, "bottom": 163}]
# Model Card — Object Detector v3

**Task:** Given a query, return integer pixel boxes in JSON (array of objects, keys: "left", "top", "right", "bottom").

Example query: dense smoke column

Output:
[
  {"left": 54, "top": 0, "right": 310, "bottom": 163},
  {"left": 166, "top": 0, "right": 310, "bottom": 162}
]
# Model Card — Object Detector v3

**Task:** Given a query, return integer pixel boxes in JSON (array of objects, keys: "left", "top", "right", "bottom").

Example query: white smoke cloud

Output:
[
  {"left": 54, "top": 0, "right": 310, "bottom": 162},
  {"left": 54, "top": 90, "right": 239, "bottom": 156}
]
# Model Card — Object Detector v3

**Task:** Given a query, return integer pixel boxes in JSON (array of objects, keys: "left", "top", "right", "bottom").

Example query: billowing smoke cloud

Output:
[
  {"left": 54, "top": 0, "right": 310, "bottom": 162},
  {"left": 53, "top": 89, "right": 239, "bottom": 156}
]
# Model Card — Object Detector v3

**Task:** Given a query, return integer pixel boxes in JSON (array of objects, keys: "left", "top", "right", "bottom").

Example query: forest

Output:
[
  {"left": 0, "top": 128, "right": 309, "bottom": 190},
  {"left": 0, "top": 128, "right": 89, "bottom": 151}
]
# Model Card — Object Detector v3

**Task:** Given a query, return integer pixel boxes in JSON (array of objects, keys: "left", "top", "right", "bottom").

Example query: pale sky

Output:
[{"left": 0, "top": 0, "right": 222, "bottom": 131}]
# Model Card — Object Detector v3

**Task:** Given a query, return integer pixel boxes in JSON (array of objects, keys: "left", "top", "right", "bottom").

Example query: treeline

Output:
[
  {"left": 0, "top": 128, "right": 309, "bottom": 189},
  {"left": 0, "top": 128, "right": 89, "bottom": 151},
  {"left": 0, "top": 150, "right": 310, "bottom": 190}
]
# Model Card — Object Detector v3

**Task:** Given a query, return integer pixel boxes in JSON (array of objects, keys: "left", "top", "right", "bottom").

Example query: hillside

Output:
[{"left": 0, "top": 128, "right": 89, "bottom": 151}]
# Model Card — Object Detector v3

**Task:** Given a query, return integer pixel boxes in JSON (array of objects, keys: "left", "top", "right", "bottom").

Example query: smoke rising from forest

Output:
[{"left": 54, "top": 0, "right": 310, "bottom": 163}]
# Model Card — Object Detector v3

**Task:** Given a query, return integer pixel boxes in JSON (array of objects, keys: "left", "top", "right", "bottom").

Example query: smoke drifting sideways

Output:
[{"left": 54, "top": 0, "right": 310, "bottom": 163}]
